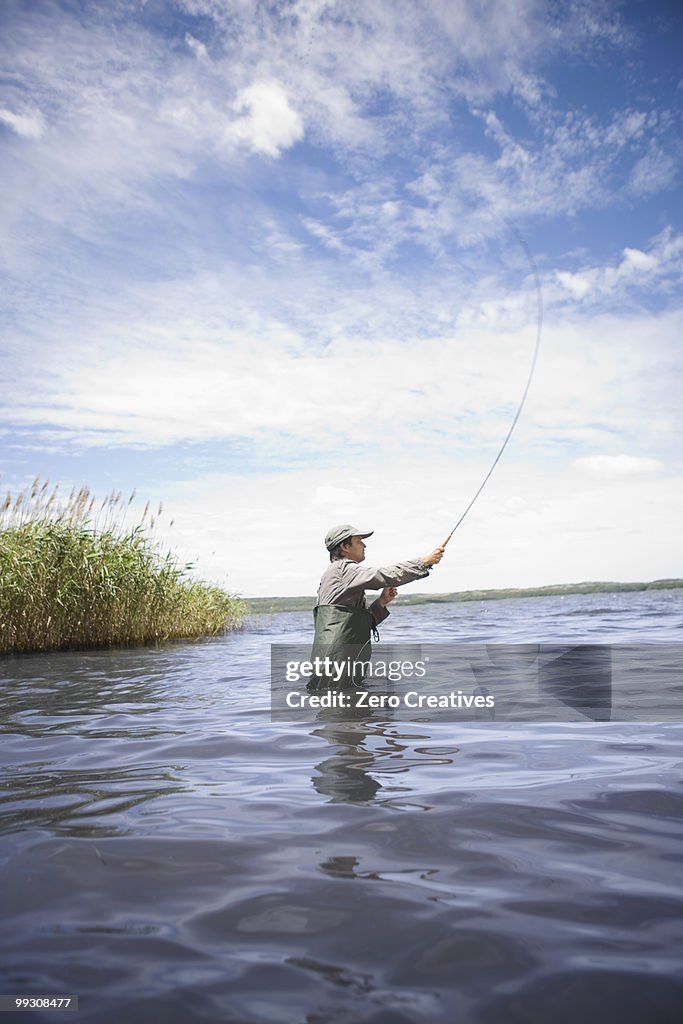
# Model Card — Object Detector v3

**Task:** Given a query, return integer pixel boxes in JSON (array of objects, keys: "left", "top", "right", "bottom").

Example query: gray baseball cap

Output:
[{"left": 324, "top": 524, "right": 374, "bottom": 551}]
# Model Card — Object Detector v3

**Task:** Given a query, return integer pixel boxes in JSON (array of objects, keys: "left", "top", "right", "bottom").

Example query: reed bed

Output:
[{"left": 0, "top": 478, "right": 246, "bottom": 654}]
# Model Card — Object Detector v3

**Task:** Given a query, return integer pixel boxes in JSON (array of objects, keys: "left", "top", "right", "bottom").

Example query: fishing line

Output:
[{"left": 443, "top": 225, "right": 543, "bottom": 545}]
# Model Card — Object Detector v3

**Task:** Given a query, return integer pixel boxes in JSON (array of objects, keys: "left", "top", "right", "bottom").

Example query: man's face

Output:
[{"left": 342, "top": 535, "right": 366, "bottom": 562}]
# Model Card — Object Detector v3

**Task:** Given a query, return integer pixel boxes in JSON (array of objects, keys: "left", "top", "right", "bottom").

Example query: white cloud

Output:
[
  {"left": 556, "top": 270, "right": 592, "bottom": 299},
  {"left": 621, "top": 247, "right": 658, "bottom": 273},
  {"left": 185, "top": 33, "right": 208, "bottom": 60},
  {"left": 0, "top": 106, "right": 45, "bottom": 139},
  {"left": 311, "top": 485, "right": 361, "bottom": 514},
  {"left": 229, "top": 81, "right": 304, "bottom": 157},
  {"left": 630, "top": 148, "right": 677, "bottom": 196},
  {"left": 574, "top": 455, "right": 663, "bottom": 477},
  {"left": 553, "top": 228, "right": 683, "bottom": 303}
]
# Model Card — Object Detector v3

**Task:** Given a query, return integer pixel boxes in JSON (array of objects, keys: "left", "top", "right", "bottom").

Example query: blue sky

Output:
[{"left": 1, "top": 0, "right": 681, "bottom": 597}]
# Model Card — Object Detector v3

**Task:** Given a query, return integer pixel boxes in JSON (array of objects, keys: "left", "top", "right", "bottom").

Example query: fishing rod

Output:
[{"left": 442, "top": 228, "right": 543, "bottom": 548}]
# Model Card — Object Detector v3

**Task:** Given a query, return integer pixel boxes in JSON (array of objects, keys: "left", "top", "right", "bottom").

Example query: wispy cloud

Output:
[
  {"left": 0, "top": 0, "right": 661, "bottom": 267},
  {"left": 2, "top": 259, "right": 680, "bottom": 472}
]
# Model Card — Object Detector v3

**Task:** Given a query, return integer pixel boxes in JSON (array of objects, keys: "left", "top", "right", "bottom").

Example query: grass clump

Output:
[{"left": 0, "top": 478, "right": 246, "bottom": 654}]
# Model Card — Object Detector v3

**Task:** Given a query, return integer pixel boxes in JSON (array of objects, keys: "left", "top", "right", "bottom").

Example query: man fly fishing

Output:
[{"left": 308, "top": 524, "right": 446, "bottom": 689}]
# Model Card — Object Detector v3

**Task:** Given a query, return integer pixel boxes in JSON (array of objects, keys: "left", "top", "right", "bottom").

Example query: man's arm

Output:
[
  {"left": 339, "top": 558, "right": 427, "bottom": 591},
  {"left": 339, "top": 544, "right": 445, "bottom": 591}
]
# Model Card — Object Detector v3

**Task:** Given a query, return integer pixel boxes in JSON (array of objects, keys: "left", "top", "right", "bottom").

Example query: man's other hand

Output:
[{"left": 378, "top": 586, "right": 398, "bottom": 607}]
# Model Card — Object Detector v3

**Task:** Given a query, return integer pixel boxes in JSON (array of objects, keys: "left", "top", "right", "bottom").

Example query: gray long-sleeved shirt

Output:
[{"left": 316, "top": 557, "right": 431, "bottom": 625}]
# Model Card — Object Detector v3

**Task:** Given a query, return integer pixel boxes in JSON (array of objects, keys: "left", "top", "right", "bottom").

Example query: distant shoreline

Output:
[{"left": 246, "top": 579, "right": 683, "bottom": 614}]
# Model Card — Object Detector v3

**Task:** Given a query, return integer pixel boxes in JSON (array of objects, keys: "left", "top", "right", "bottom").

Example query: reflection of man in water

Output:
[
  {"left": 309, "top": 524, "right": 445, "bottom": 688},
  {"left": 311, "top": 708, "right": 385, "bottom": 804}
]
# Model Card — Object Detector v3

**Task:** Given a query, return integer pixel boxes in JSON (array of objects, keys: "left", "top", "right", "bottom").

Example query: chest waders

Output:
[{"left": 308, "top": 604, "right": 378, "bottom": 689}]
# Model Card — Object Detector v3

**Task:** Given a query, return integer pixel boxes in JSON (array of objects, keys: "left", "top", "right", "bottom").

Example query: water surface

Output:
[{"left": 1, "top": 590, "right": 682, "bottom": 1022}]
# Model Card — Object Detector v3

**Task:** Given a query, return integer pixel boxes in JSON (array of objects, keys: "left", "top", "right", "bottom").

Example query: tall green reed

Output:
[{"left": 0, "top": 478, "right": 246, "bottom": 653}]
